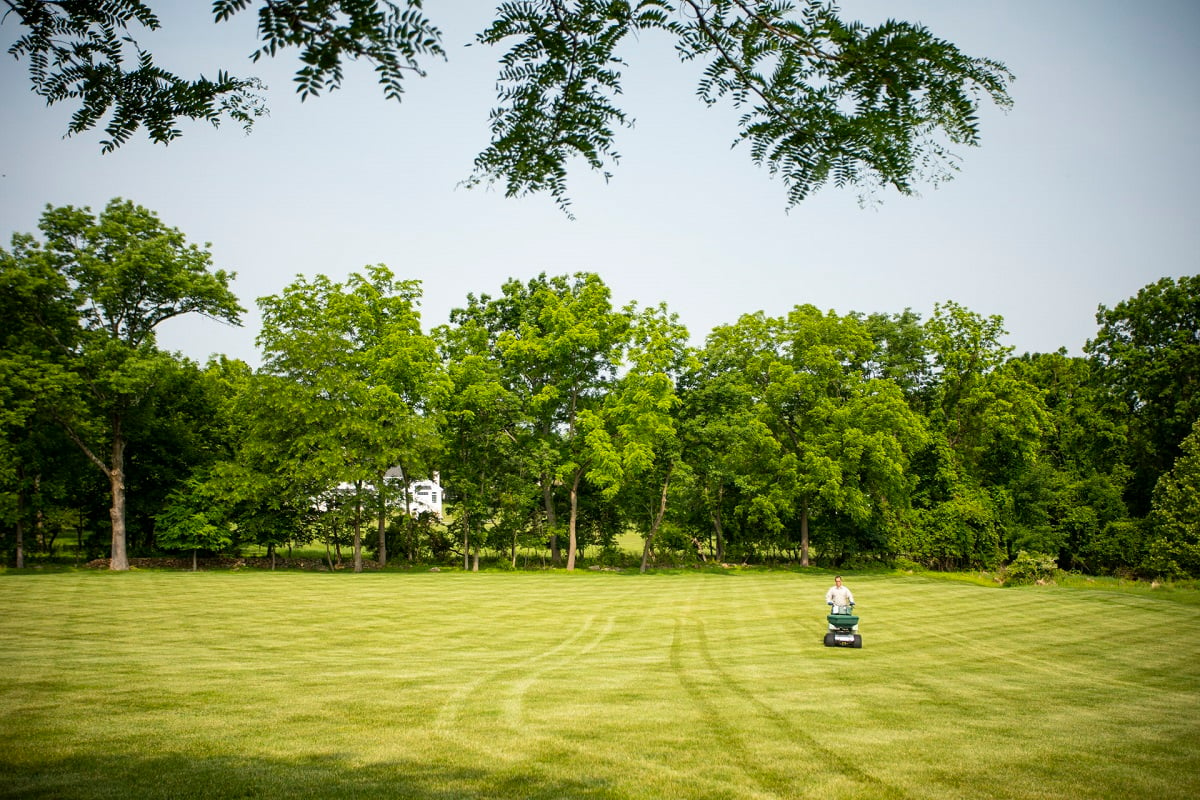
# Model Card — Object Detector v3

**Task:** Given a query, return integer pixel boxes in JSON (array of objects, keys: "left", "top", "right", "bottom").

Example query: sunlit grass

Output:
[{"left": 0, "top": 571, "right": 1197, "bottom": 799}]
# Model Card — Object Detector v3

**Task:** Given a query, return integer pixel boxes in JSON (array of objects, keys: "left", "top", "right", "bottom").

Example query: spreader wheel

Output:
[
  {"left": 851, "top": 635, "right": 863, "bottom": 648},
  {"left": 823, "top": 633, "right": 837, "bottom": 647}
]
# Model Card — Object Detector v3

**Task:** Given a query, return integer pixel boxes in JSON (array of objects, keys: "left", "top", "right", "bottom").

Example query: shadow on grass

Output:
[{"left": 0, "top": 751, "right": 622, "bottom": 800}]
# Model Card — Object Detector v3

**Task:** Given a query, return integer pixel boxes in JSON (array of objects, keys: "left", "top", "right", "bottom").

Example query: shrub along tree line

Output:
[{"left": 2, "top": 201, "right": 1198, "bottom": 576}]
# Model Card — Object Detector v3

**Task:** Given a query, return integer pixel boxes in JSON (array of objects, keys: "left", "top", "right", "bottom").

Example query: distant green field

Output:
[{"left": 0, "top": 571, "right": 1196, "bottom": 799}]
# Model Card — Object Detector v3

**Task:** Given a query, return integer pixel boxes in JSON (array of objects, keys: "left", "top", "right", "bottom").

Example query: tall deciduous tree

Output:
[
  {"left": 772, "top": 306, "right": 927, "bottom": 564},
  {"left": 699, "top": 306, "right": 926, "bottom": 565},
  {"left": 5, "top": 2, "right": 1012, "bottom": 211},
  {"left": 677, "top": 351, "right": 779, "bottom": 564},
  {"left": 445, "top": 273, "right": 628, "bottom": 568},
  {"left": 254, "top": 265, "right": 445, "bottom": 572},
  {"left": 905, "top": 301, "right": 1048, "bottom": 569},
  {"left": 1, "top": 199, "right": 243, "bottom": 570},
  {"left": 689, "top": 312, "right": 789, "bottom": 558},
  {"left": 436, "top": 308, "right": 539, "bottom": 570},
  {"left": 175, "top": 356, "right": 312, "bottom": 568},
  {"left": 926, "top": 301, "right": 1049, "bottom": 490},
  {"left": 578, "top": 303, "right": 692, "bottom": 572},
  {"left": 1149, "top": 419, "right": 1200, "bottom": 577},
  {"left": 1087, "top": 275, "right": 1200, "bottom": 515},
  {"left": 0, "top": 242, "right": 79, "bottom": 567},
  {"left": 1003, "top": 350, "right": 1130, "bottom": 569}
]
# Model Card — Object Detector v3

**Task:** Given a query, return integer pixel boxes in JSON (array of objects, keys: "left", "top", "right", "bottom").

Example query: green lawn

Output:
[{"left": 0, "top": 571, "right": 1197, "bottom": 799}]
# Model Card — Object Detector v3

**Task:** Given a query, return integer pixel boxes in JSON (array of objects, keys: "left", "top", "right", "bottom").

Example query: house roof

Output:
[{"left": 383, "top": 467, "right": 441, "bottom": 489}]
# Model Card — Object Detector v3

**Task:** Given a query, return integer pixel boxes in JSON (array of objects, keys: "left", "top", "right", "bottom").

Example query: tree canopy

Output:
[
  {"left": 1087, "top": 275, "right": 1200, "bottom": 515},
  {"left": 0, "top": 199, "right": 242, "bottom": 569},
  {"left": 5, "top": 1, "right": 1013, "bottom": 212}
]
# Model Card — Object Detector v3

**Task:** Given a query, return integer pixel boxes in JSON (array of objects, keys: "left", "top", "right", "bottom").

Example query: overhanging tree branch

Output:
[{"left": 4, "top": 1, "right": 1011, "bottom": 211}]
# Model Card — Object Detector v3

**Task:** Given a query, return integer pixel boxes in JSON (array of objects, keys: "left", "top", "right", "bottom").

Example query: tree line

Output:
[{"left": 3, "top": 199, "right": 1198, "bottom": 576}]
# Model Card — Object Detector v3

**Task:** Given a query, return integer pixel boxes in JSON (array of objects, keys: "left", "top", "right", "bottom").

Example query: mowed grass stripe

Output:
[{"left": 0, "top": 571, "right": 1197, "bottom": 800}]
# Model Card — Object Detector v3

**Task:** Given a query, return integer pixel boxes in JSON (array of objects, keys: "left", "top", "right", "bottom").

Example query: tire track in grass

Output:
[
  {"left": 431, "top": 612, "right": 601, "bottom": 735},
  {"left": 427, "top": 583, "right": 741, "bottom": 798},
  {"left": 426, "top": 609, "right": 680, "bottom": 795},
  {"left": 670, "top": 614, "right": 910, "bottom": 799},
  {"left": 519, "top": 580, "right": 771, "bottom": 798},
  {"left": 499, "top": 613, "right": 619, "bottom": 729},
  {"left": 428, "top": 581, "right": 645, "bottom": 749},
  {"left": 669, "top": 617, "right": 783, "bottom": 798},
  {"left": 695, "top": 617, "right": 913, "bottom": 800},
  {"left": 491, "top": 578, "right": 662, "bottom": 733}
]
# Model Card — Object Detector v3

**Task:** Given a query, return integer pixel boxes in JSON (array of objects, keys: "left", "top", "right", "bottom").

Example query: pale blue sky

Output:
[{"left": 2, "top": 1, "right": 1198, "bottom": 366}]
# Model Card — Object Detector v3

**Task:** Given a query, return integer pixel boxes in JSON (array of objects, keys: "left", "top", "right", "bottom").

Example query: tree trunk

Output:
[
  {"left": 641, "top": 466, "right": 673, "bottom": 574},
  {"left": 377, "top": 470, "right": 388, "bottom": 567},
  {"left": 462, "top": 508, "right": 470, "bottom": 571},
  {"left": 42, "top": 514, "right": 59, "bottom": 555},
  {"left": 566, "top": 468, "right": 582, "bottom": 571},
  {"left": 15, "top": 468, "right": 25, "bottom": 569},
  {"left": 55, "top": 413, "right": 127, "bottom": 569},
  {"left": 801, "top": 498, "right": 810, "bottom": 567},
  {"left": 543, "top": 477, "right": 560, "bottom": 565},
  {"left": 36, "top": 474, "right": 58, "bottom": 556},
  {"left": 34, "top": 474, "right": 44, "bottom": 555},
  {"left": 192, "top": 549, "right": 198, "bottom": 572},
  {"left": 352, "top": 485, "right": 363, "bottom": 574},
  {"left": 109, "top": 425, "right": 129, "bottom": 571},
  {"left": 397, "top": 464, "right": 415, "bottom": 561},
  {"left": 710, "top": 485, "right": 726, "bottom": 564}
]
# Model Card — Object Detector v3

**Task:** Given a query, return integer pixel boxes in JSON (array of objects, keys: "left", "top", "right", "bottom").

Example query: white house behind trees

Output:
[
  {"left": 324, "top": 470, "right": 443, "bottom": 517},
  {"left": 383, "top": 467, "right": 443, "bottom": 517}
]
